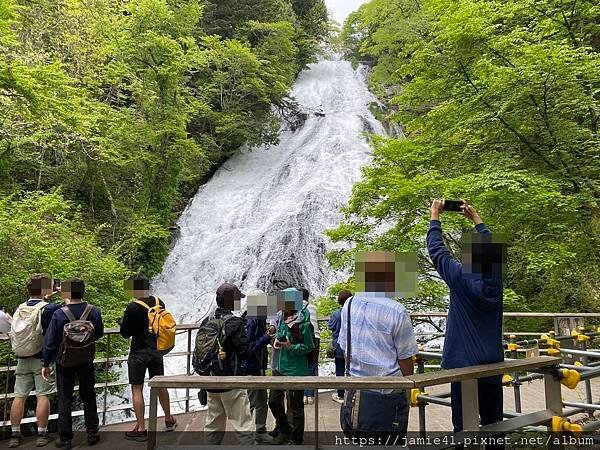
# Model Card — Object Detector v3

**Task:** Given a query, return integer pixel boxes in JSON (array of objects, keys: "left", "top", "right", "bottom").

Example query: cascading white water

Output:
[
  {"left": 106, "top": 58, "right": 387, "bottom": 423},
  {"left": 152, "top": 58, "right": 385, "bottom": 328}
]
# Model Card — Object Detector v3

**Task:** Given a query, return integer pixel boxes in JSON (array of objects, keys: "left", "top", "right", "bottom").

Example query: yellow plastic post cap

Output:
[
  {"left": 410, "top": 388, "right": 423, "bottom": 407},
  {"left": 560, "top": 369, "right": 581, "bottom": 390}
]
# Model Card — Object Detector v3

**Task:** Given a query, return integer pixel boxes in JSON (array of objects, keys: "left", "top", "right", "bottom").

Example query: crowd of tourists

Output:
[{"left": 4, "top": 200, "right": 505, "bottom": 447}]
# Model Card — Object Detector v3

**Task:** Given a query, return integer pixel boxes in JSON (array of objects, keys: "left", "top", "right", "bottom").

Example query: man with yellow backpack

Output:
[{"left": 119, "top": 275, "right": 177, "bottom": 441}]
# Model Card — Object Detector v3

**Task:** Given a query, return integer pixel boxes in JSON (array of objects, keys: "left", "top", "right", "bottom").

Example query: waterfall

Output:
[{"left": 152, "top": 58, "right": 384, "bottom": 326}]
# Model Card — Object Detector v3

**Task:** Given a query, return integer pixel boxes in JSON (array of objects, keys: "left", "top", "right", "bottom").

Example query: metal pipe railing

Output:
[{"left": 3, "top": 310, "right": 600, "bottom": 432}]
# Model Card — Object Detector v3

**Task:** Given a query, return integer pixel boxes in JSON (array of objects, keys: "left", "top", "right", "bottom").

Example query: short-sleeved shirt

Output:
[{"left": 338, "top": 294, "right": 418, "bottom": 393}]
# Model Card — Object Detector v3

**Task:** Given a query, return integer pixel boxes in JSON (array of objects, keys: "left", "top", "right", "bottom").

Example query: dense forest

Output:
[
  {"left": 0, "top": 0, "right": 329, "bottom": 320},
  {"left": 327, "top": 0, "right": 599, "bottom": 316}
]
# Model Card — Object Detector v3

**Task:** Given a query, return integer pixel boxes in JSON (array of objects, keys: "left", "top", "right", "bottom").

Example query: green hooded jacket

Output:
[{"left": 275, "top": 308, "right": 314, "bottom": 376}]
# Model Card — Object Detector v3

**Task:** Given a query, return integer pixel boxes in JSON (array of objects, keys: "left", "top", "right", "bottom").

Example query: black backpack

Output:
[
  {"left": 192, "top": 315, "right": 237, "bottom": 376},
  {"left": 58, "top": 304, "right": 96, "bottom": 367}
]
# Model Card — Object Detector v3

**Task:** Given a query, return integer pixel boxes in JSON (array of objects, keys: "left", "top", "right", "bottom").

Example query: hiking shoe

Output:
[
  {"left": 165, "top": 415, "right": 178, "bottom": 432},
  {"left": 331, "top": 393, "right": 344, "bottom": 404},
  {"left": 87, "top": 431, "right": 100, "bottom": 446},
  {"left": 54, "top": 439, "right": 72, "bottom": 450},
  {"left": 255, "top": 432, "right": 274, "bottom": 444},
  {"left": 8, "top": 435, "right": 21, "bottom": 448},
  {"left": 271, "top": 431, "right": 292, "bottom": 445},
  {"left": 125, "top": 426, "right": 148, "bottom": 442},
  {"left": 36, "top": 433, "right": 51, "bottom": 447}
]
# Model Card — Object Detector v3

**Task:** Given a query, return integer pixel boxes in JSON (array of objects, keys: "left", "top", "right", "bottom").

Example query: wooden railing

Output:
[
  {"left": 147, "top": 356, "right": 563, "bottom": 450},
  {"left": 2, "top": 311, "right": 600, "bottom": 430}
]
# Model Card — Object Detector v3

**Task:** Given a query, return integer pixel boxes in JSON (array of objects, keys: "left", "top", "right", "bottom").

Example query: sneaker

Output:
[
  {"left": 36, "top": 433, "right": 51, "bottom": 447},
  {"left": 8, "top": 435, "right": 21, "bottom": 448},
  {"left": 165, "top": 415, "right": 178, "bottom": 432},
  {"left": 125, "top": 426, "right": 148, "bottom": 442},
  {"left": 303, "top": 396, "right": 308, "bottom": 405},
  {"left": 331, "top": 393, "right": 344, "bottom": 404},
  {"left": 54, "top": 439, "right": 72, "bottom": 450},
  {"left": 306, "top": 396, "right": 314, "bottom": 405},
  {"left": 271, "top": 431, "right": 292, "bottom": 445},
  {"left": 198, "top": 404, "right": 208, "bottom": 411},
  {"left": 255, "top": 432, "right": 274, "bottom": 444},
  {"left": 87, "top": 430, "right": 100, "bottom": 446}
]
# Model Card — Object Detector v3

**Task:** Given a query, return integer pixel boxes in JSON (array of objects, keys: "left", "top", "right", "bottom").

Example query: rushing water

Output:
[
  {"left": 109, "top": 58, "right": 387, "bottom": 418},
  {"left": 152, "top": 58, "right": 384, "bottom": 325}
]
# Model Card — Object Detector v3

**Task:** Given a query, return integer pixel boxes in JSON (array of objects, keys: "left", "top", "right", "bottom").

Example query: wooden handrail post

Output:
[
  {"left": 461, "top": 379, "right": 479, "bottom": 432},
  {"left": 417, "top": 357, "right": 426, "bottom": 437},
  {"left": 148, "top": 387, "right": 158, "bottom": 450},
  {"left": 314, "top": 387, "right": 319, "bottom": 450},
  {"left": 186, "top": 329, "right": 192, "bottom": 412}
]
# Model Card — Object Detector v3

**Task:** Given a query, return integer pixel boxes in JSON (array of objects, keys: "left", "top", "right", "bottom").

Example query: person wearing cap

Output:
[{"left": 204, "top": 283, "right": 254, "bottom": 446}]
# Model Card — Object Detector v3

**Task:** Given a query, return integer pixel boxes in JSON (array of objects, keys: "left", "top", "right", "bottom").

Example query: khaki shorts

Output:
[{"left": 14, "top": 358, "right": 56, "bottom": 397}]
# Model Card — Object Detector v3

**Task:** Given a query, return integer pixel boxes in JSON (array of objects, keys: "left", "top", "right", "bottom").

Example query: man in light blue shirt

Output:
[{"left": 338, "top": 251, "right": 418, "bottom": 439}]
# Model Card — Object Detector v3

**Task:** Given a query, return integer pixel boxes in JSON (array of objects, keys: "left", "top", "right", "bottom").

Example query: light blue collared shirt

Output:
[{"left": 338, "top": 294, "right": 417, "bottom": 392}]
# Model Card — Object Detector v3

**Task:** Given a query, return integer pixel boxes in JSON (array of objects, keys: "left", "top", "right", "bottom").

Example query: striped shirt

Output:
[{"left": 338, "top": 294, "right": 417, "bottom": 392}]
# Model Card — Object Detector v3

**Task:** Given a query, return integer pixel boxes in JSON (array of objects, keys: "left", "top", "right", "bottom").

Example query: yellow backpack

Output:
[{"left": 135, "top": 296, "right": 176, "bottom": 353}]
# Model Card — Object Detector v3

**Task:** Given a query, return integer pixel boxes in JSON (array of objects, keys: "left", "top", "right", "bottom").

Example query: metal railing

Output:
[
  {"left": 2, "top": 311, "right": 600, "bottom": 429},
  {"left": 147, "top": 356, "right": 564, "bottom": 450}
]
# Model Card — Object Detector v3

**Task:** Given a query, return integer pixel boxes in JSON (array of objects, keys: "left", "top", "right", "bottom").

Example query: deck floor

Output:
[{"left": 12, "top": 377, "right": 600, "bottom": 449}]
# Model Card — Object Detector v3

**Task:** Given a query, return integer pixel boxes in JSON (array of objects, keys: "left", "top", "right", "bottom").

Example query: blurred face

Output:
[
  {"left": 355, "top": 251, "right": 418, "bottom": 297},
  {"left": 124, "top": 279, "right": 150, "bottom": 299},
  {"left": 247, "top": 291, "right": 279, "bottom": 319},
  {"left": 276, "top": 290, "right": 303, "bottom": 314},
  {"left": 219, "top": 291, "right": 243, "bottom": 311},
  {"left": 28, "top": 278, "right": 53, "bottom": 298},
  {"left": 461, "top": 233, "right": 507, "bottom": 279}
]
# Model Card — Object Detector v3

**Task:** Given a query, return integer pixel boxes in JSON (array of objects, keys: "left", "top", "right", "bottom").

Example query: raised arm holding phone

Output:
[{"left": 428, "top": 199, "right": 506, "bottom": 445}]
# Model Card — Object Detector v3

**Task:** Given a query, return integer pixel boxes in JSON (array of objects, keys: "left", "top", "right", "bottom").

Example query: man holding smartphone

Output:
[{"left": 428, "top": 199, "right": 505, "bottom": 442}]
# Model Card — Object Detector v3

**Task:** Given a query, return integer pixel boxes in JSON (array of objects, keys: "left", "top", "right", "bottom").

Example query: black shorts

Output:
[{"left": 127, "top": 348, "right": 165, "bottom": 385}]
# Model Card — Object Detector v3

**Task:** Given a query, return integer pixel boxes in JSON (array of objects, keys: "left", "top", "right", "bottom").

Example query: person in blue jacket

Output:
[
  {"left": 427, "top": 199, "right": 505, "bottom": 434},
  {"left": 244, "top": 289, "right": 275, "bottom": 444},
  {"left": 327, "top": 289, "right": 352, "bottom": 404},
  {"left": 42, "top": 278, "right": 104, "bottom": 449}
]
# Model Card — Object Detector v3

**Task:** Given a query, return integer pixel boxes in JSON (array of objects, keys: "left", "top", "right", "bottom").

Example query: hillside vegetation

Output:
[
  {"left": 0, "top": 0, "right": 328, "bottom": 315},
  {"left": 328, "top": 0, "right": 600, "bottom": 314}
]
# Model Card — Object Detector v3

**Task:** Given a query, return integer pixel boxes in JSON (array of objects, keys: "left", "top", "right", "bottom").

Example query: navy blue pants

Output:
[
  {"left": 334, "top": 357, "right": 345, "bottom": 398},
  {"left": 304, "top": 338, "right": 320, "bottom": 397}
]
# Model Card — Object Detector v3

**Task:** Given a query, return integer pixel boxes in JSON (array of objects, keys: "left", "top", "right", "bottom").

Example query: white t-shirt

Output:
[{"left": 0, "top": 310, "right": 12, "bottom": 334}]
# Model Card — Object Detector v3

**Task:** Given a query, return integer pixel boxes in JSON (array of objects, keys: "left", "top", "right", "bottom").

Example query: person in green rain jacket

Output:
[
  {"left": 275, "top": 307, "right": 314, "bottom": 376},
  {"left": 268, "top": 289, "right": 314, "bottom": 445}
]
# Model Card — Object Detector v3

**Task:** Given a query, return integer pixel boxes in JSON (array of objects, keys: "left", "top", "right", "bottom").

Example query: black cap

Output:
[{"left": 216, "top": 283, "right": 245, "bottom": 300}]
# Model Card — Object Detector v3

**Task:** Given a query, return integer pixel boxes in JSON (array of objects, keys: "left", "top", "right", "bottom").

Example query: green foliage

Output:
[
  {"left": 0, "top": 192, "right": 130, "bottom": 324},
  {"left": 0, "top": 0, "right": 327, "bottom": 284},
  {"left": 334, "top": 0, "right": 600, "bottom": 313}
]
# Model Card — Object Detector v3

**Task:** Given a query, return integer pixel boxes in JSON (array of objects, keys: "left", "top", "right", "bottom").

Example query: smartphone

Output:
[
  {"left": 53, "top": 279, "right": 61, "bottom": 291},
  {"left": 443, "top": 200, "right": 464, "bottom": 212}
]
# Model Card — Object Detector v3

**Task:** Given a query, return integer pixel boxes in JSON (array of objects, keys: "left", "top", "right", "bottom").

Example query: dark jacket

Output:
[
  {"left": 327, "top": 308, "right": 344, "bottom": 359},
  {"left": 42, "top": 302, "right": 104, "bottom": 367},
  {"left": 427, "top": 220, "right": 503, "bottom": 370},
  {"left": 120, "top": 296, "right": 166, "bottom": 352},
  {"left": 21, "top": 299, "right": 61, "bottom": 360},
  {"left": 245, "top": 318, "right": 271, "bottom": 376},
  {"left": 206, "top": 307, "right": 249, "bottom": 393}
]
